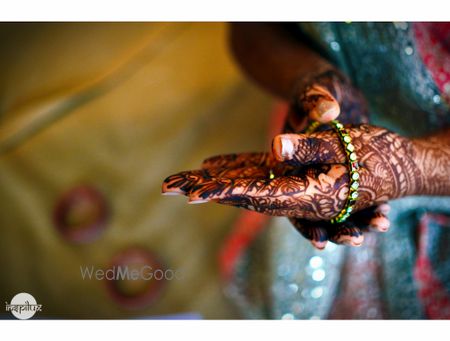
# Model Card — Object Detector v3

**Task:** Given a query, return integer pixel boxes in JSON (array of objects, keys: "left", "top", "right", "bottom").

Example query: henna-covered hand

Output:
[
  {"left": 290, "top": 203, "right": 391, "bottom": 249},
  {"left": 224, "top": 25, "right": 449, "bottom": 249},
  {"left": 162, "top": 124, "right": 431, "bottom": 247},
  {"left": 229, "top": 24, "right": 386, "bottom": 247},
  {"left": 281, "top": 70, "right": 391, "bottom": 248},
  {"left": 284, "top": 69, "right": 369, "bottom": 133},
  {"left": 289, "top": 126, "right": 450, "bottom": 249},
  {"left": 162, "top": 149, "right": 390, "bottom": 248},
  {"left": 271, "top": 124, "right": 424, "bottom": 210}
]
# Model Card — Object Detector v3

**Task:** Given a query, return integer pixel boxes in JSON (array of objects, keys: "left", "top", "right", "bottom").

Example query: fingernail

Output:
[
  {"left": 339, "top": 235, "right": 364, "bottom": 247},
  {"left": 188, "top": 199, "right": 209, "bottom": 204},
  {"left": 311, "top": 240, "right": 327, "bottom": 250},
  {"left": 369, "top": 225, "right": 388, "bottom": 232},
  {"left": 350, "top": 235, "right": 364, "bottom": 246},
  {"left": 369, "top": 218, "right": 390, "bottom": 232},
  {"left": 273, "top": 135, "right": 294, "bottom": 161},
  {"left": 281, "top": 137, "right": 294, "bottom": 158},
  {"left": 311, "top": 100, "right": 340, "bottom": 123}
]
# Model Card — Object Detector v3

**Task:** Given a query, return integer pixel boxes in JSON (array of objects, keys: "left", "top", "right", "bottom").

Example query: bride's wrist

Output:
[{"left": 411, "top": 137, "right": 450, "bottom": 196}]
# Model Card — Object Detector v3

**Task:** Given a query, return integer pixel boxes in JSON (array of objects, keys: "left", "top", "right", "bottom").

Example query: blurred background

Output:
[{"left": 0, "top": 22, "right": 273, "bottom": 318}]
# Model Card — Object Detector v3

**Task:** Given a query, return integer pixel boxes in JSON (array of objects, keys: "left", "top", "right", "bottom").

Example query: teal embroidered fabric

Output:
[{"left": 226, "top": 22, "right": 450, "bottom": 319}]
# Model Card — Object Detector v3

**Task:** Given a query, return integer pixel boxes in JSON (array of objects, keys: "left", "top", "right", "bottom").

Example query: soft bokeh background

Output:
[{"left": 0, "top": 23, "right": 272, "bottom": 318}]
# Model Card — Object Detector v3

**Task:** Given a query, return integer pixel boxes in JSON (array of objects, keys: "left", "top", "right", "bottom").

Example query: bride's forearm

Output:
[
  {"left": 412, "top": 128, "right": 450, "bottom": 196},
  {"left": 229, "top": 23, "right": 368, "bottom": 126},
  {"left": 229, "top": 23, "right": 335, "bottom": 100}
]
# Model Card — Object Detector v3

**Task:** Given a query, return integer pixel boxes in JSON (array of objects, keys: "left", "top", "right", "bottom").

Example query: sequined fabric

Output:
[
  {"left": 414, "top": 23, "right": 450, "bottom": 104},
  {"left": 415, "top": 213, "right": 450, "bottom": 318},
  {"left": 299, "top": 22, "right": 450, "bottom": 137},
  {"left": 226, "top": 23, "right": 450, "bottom": 319}
]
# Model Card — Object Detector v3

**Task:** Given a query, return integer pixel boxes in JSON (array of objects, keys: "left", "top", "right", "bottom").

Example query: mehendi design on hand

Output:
[
  {"left": 280, "top": 69, "right": 377, "bottom": 246},
  {"left": 162, "top": 123, "right": 444, "bottom": 248},
  {"left": 410, "top": 130, "right": 450, "bottom": 196},
  {"left": 274, "top": 124, "right": 425, "bottom": 206},
  {"left": 284, "top": 70, "right": 369, "bottom": 133},
  {"left": 289, "top": 203, "right": 390, "bottom": 249},
  {"left": 163, "top": 124, "right": 423, "bottom": 221}
]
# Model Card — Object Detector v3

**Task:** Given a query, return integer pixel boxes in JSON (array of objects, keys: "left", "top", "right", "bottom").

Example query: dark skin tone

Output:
[{"left": 162, "top": 23, "right": 450, "bottom": 249}]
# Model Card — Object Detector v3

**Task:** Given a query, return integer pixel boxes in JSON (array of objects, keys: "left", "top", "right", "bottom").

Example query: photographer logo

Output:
[{"left": 5, "top": 292, "right": 42, "bottom": 320}]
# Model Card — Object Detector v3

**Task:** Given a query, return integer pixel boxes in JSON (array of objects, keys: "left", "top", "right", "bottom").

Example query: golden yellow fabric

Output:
[{"left": 0, "top": 23, "right": 271, "bottom": 318}]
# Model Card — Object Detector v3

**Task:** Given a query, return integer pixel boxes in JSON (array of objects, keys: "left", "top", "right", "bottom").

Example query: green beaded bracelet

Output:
[{"left": 306, "top": 119, "right": 360, "bottom": 224}]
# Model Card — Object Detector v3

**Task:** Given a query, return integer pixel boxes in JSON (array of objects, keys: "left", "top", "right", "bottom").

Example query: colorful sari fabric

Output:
[{"left": 224, "top": 22, "right": 450, "bottom": 319}]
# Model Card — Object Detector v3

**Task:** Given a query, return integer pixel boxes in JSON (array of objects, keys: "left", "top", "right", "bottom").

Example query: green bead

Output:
[{"left": 326, "top": 120, "right": 361, "bottom": 225}]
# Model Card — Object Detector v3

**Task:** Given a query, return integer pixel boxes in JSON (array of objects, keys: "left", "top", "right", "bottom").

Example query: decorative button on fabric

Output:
[
  {"left": 330, "top": 41, "right": 341, "bottom": 51},
  {"left": 53, "top": 185, "right": 109, "bottom": 243},
  {"left": 404, "top": 46, "right": 414, "bottom": 56},
  {"left": 105, "top": 248, "right": 166, "bottom": 310}
]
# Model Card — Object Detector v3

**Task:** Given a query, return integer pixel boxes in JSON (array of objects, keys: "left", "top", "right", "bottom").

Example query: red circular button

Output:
[{"left": 53, "top": 185, "right": 109, "bottom": 243}]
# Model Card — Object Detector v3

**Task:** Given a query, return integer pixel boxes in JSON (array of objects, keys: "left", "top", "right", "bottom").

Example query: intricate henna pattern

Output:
[
  {"left": 411, "top": 130, "right": 450, "bottom": 196},
  {"left": 162, "top": 124, "right": 448, "bottom": 232},
  {"left": 162, "top": 71, "right": 450, "bottom": 248},
  {"left": 173, "top": 126, "right": 417, "bottom": 217},
  {"left": 289, "top": 204, "right": 390, "bottom": 248},
  {"left": 284, "top": 70, "right": 369, "bottom": 133},
  {"left": 163, "top": 153, "right": 277, "bottom": 196},
  {"left": 279, "top": 69, "right": 380, "bottom": 246},
  {"left": 201, "top": 152, "right": 277, "bottom": 170}
]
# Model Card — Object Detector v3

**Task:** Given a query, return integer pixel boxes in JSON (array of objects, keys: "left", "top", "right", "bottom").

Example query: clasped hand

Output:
[{"left": 162, "top": 72, "right": 421, "bottom": 249}]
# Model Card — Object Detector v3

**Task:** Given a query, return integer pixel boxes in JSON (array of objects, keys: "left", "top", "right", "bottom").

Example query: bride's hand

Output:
[{"left": 162, "top": 124, "right": 421, "bottom": 248}]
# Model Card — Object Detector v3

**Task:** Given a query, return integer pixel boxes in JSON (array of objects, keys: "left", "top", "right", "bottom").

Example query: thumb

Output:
[
  {"left": 302, "top": 84, "right": 340, "bottom": 123},
  {"left": 272, "top": 132, "right": 346, "bottom": 165}
]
